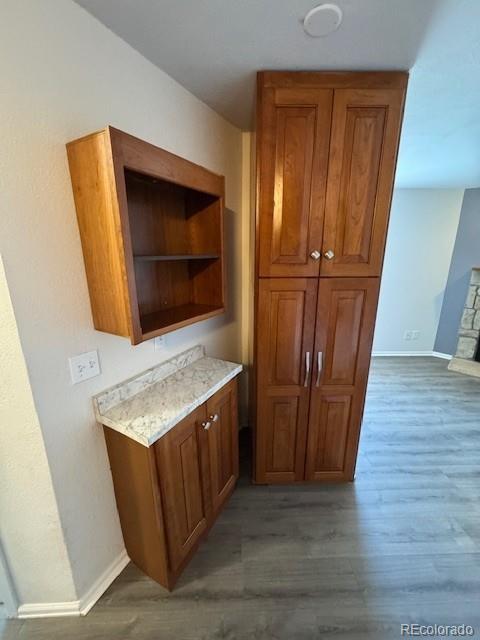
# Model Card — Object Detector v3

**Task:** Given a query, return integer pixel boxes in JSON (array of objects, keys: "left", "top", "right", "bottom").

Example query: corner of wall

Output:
[
  {"left": 239, "top": 131, "right": 253, "bottom": 427},
  {"left": 0, "top": 255, "right": 77, "bottom": 610}
]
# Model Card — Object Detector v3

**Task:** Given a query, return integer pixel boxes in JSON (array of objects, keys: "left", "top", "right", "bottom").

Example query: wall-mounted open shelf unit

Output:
[
  {"left": 133, "top": 255, "right": 220, "bottom": 262},
  {"left": 67, "top": 127, "right": 225, "bottom": 344}
]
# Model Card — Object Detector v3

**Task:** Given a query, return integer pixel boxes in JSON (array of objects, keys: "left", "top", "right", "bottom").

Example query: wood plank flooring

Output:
[{"left": 2, "top": 357, "right": 480, "bottom": 639}]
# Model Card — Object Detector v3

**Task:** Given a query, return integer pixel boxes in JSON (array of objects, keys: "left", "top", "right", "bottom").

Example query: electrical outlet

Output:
[
  {"left": 411, "top": 330, "right": 420, "bottom": 340},
  {"left": 404, "top": 330, "right": 413, "bottom": 341},
  {"left": 69, "top": 350, "right": 100, "bottom": 384},
  {"left": 154, "top": 335, "right": 167, "bottom": 351}
]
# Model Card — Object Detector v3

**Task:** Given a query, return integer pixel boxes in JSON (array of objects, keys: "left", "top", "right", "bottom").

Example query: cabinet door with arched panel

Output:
[
  {"left": 257, "top": 85, "right": 332, "bottom": 277},
  {"left": 305, "top": 278, "right": 380, "bottom": 480},
  {"left": 204, "top": 379, "right": 239, "bottom": 517},
  {"left": 321, "top": 89, "right": 404, "bottom": 277},
  {"left": 255, "top": 278, "right": 317, "bottom": 482}
]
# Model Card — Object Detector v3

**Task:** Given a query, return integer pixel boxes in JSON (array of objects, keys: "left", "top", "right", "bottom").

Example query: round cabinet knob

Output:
[
  {"left": 201, "top": 421, "right": 212, "bottom": 430},
  {"left": 310, "top": 250, "right": 321, "bottom": 260},
  {"left": 209, "top": 414, "right": 219, "bottom": 422},
  {"left": 324, "top": 250, "right": 335, "bottom": 260}
]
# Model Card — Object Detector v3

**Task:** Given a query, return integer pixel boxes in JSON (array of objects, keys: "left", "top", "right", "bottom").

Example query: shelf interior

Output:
[
  {"left": 134, "top": 254, "right": 220, "bottom": 262},
  {"left": 124, "top": 168, "right": 224, "bottom": 337},
  {"left": 141, "top": 304, "right": 223, "bottom": 337}
]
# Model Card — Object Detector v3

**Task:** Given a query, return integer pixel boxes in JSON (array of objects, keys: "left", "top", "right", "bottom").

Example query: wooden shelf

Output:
[
  {"left": 134, "top": 254, "right": 220, "bottom": 262},
  {"left": 141, "top": 304, "right": 224, "bottom": 338},
  {"left": 66, "top": 127, "right": 225, "bottom": 344}
]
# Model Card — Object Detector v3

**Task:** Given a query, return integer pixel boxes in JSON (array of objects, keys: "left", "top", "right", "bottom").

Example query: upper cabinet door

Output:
[
  {"left": 257, "top": 87, "right": 333, "bottom": 277},
  {"left": 321, "top": 89, "right": 405, "bottom": 277}
]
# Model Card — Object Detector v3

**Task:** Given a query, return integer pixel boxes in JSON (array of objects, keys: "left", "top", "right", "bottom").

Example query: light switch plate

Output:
[{"left": 69, "top": 350, "right": 100, "bottom": 384}]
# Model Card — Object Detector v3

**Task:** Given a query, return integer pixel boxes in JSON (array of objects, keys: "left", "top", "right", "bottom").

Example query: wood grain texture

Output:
[
  {"left": 257, "top": 85, "right": 332, "bottom": 277},
  {"left": 321, "top": 89, "right": 405, "bottom": 277},
  {"left": 103, "top": 426, "right": 170, "bottom": 587},
  {"left": 66, "top": 126, "right": 225, "bottom": 344},
  {"left": 66, "top": 130, "right": 134, "bottom": 339},
  {"left": 260, "top": 70, "right": 409, "bottom": 89},
  {"left": 314, "top": 278, "right": 380, "bottom": 388},
  {"left": 102, "top": 377, "right": 240, "bottom": 591},
  {"left": 254, "top": 72, "right": 407, "bottom": 484},
  {"left": 205, "top": 379, "right": 239, "bottom": 517},
  {"left": 307, "top": 393, "right": 353, "bottom": 477},
  {"left": 109, "top": 127, "right": 224, "bottom": 197},
  {"left": 255, "top": 278, "right": 317, "bottom": 483},
  {"left": 154, "top": 405, "right": 210, "bottom": 573},
  {"left": 305, "top": 278, "right": 380, "bottom": 481},
  {"left": 140, "top": 303, "right": 224, "bottom": 339}
]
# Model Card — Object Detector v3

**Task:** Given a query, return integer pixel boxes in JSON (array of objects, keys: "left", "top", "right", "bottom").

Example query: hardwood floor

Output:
[{"left": 2, "top": 357, "right": 480, "bottom": 639}]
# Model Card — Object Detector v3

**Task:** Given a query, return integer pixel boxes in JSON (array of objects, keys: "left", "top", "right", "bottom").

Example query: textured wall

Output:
[
  {"left": 0, "top": 0, "right": 244, "bottom": 606},
  {"left": 0, "top": 258, "right": 76, "bottom": 604},
  {"left": 435, "top": 189, "right": 480, "bottom": 355},
  {"left": 373, "top": 189, "right": 464, "bottom": 353}
]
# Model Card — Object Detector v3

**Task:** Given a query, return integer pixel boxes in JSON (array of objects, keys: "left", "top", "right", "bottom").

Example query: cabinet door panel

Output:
[
  {"left": 321, "top": 89, "right": 404, "bottom": 277},
  {"left": 205, "top": 380, "right": 239, "bottom": 517},
  {"left": 305, "top": 278, "right": 379, "bottom": 480},
  {"left": 255, "top": 278, "right": 317, "bottom": 482},
  {"left": 318, "top": 285, "right": 372, "bottom": 386},
  {"left": 305, "top": 393, "right": 352, "bottom": 478},
  {"left": 258, "top": 87, "right": 333, "bottom": 277},
  {"left": 155, "top": 406, "right": 209, "bottom": 572},
  {"left": 265, "top": 393, "right": 300, "bottom": 473}
]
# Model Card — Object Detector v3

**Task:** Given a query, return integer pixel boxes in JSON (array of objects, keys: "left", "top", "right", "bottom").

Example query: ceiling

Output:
[{"left": 75, "top": 0, "right": 480, "bottom": 188}]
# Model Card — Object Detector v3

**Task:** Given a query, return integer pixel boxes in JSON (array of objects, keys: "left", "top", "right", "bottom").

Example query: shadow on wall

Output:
[
  {"left": 435, "top": 189, "right": 480, "bottom": 355},
  {"left": 0, "top": 542, "right": 18, "bottom": 619}
]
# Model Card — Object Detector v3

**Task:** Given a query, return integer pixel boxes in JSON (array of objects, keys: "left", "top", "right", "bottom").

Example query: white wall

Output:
[
  {"left": 0, "top": 0, "right": 244, "bottom": 609},
  {"left": 373, "top": 189, "right": 464, "bottom": 354},
  {"left": 0, "top": 257, "right": 74, "bottom": 607},
  {"left": 0, "top": 540, "right": 18, "bottom": 618}
]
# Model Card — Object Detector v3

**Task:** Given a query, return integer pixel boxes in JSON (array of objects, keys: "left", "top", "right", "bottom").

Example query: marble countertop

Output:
[{"left": 93, "top": 346, "right": 242, "bottom": 447}]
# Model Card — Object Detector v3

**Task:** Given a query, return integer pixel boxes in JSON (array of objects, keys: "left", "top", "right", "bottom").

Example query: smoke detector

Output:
[{"left": 303, "top": 4, "right": 343, "bottom": 37}]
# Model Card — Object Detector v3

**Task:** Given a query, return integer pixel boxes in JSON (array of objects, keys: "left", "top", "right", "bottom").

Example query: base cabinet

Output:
[
  {"left": 255, "top": 278, "right": 316, "bottom": 483},
  {"left": 255, "top": 278, "right": 379, "bottom": 483},
  {"left": 205, "top": 382, "right": 239, "bottom": 517},
  {"left": 155, "top": 405, "right": 211, "bottom": 573},
  {"left": 104, "top": 378, "right": 238, "bottom": 589}
]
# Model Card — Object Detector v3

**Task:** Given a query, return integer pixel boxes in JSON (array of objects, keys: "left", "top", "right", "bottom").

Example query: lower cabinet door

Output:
[
  {"left": 205, "top": 379, "right": 239, "bottom": 516},
  {"left": 155, "top": 405, "right": 210, "bottom": 572},
  {"left": 305, "top": 389, "right": 358, "bottom": 480},
  {"left": 255, "top": 278, "right": 317, "bottom": 483},
  {"left": 305, "top": 278, "right": 379, "bottom": 480}
]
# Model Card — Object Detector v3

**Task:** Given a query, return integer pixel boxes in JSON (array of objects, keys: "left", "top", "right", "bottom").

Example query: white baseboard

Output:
[
  {"left": 372, "top": 350, "right": 452, "bottom": 360},
  {"left": 17, "top": 549, "right": 129, "bottom": 619},
  {"left": 431, "top": 351, "right": 453, "bottom": 360},
  {"left": 17, "top": 601, "right": 81, "bottom": 619},
  {"left": 0, "top": 545, "right": 18, "bottom": 618},
  {"left": 78, "top": 549, "right": 129, "bottom": 615}
]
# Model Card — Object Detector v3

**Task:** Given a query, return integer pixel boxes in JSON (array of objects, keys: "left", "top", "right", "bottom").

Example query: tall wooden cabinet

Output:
[{"left": 254, "top": 72, "right": 407, "bottom": 483}]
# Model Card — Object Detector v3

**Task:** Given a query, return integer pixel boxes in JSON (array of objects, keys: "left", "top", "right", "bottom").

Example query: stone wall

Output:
[
  {"left": 456, "top": 269, "right": 480, "bottom": 359},
  {"left": 449, "top": 268, "right": 480, "bottom": 377}
]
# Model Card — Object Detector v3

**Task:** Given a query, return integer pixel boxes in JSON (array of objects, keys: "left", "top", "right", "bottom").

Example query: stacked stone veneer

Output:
[{"left": 448, "top": 268, "right": 480, "bottom": 377}]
